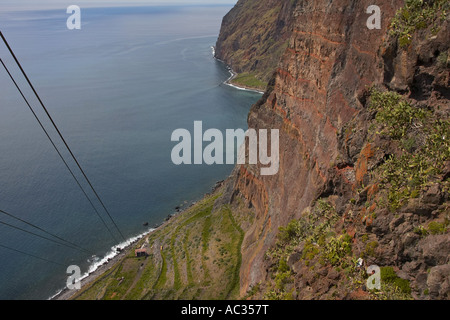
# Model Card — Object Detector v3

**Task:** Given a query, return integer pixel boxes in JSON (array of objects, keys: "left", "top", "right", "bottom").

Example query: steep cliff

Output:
[
  {"left": 215, "top": 0, "right": 295, "bottom": 90},
  {"left": 218, "top": 0, "right": 449, "bottom": 300}
]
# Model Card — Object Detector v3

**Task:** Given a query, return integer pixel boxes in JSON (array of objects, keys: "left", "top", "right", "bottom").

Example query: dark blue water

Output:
[{"left": 0, "top": 5, "right": 260, "bottom": 299}]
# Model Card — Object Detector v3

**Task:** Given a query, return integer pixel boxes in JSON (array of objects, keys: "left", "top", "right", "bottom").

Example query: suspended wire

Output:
[
  {"left": 0, "top": 57, "right": 119, "bottom": 244},
  {"left": 0, "top": 219, "right": 90, "bottom": 253},
  {"left": 0, "top": 32, "right": 126, "bottom": 242},
  {"left": 0, "top": 31, "right": 126, "bottom": 242},
  {"left": 0, "top": 209, "right": 92, "bottom": 254},
  {"left": 0, "top": 243, "right": 64, "bottom": 266}
]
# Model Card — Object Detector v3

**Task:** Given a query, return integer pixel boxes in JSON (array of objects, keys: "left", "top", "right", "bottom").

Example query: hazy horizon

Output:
[{"left": 1, "top": 0, "right": 238, "bottom": 12}]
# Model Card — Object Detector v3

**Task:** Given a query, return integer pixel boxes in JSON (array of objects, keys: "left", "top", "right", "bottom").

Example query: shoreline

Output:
[
  {"left": 224, "top": 67, "right": 265, "bottom": 95},
  {"left": 211, "top": 46, "right": 265, "bottom": 95},
  {"left": 50, "top": 228, "right": 154, "bottom": 300},
  {"left": 50, "top": 48, "right": 252, "bottom": 300},
  {"left": 52, "top": 46, "right": 257, "bottom": 300},
  {"left": 51, "top": 181, "right": 224, "bottom": 300}
]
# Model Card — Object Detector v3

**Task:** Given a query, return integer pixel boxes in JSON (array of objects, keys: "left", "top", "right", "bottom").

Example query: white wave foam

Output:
[
  {"left": 225, "top": 82, "right": 264, "bottom": 94},
  {"left": 49, "top": 288, "right": 64, "bottom": 300},
  {"left": 213, "top": 57, "right": 264, "bottom": 95},
  {"left": 84, "top": 228, "right": 154, "bottom": 277},
  {"left": 224, "top": 68, "right": 264, "bottom": 94},
  {"left": 48, "top": 228, "right": 155, "bottom": 300}
]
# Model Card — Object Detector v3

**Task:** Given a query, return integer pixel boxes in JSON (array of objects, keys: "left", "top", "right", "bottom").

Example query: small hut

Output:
[{"left": 135, "top": 248, "right": 147, "bottom": 258}]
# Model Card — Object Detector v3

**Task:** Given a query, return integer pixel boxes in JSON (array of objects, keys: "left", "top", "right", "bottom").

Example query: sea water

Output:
[{"left": 0, "top": 5, "right": 261, "bottom": 299}]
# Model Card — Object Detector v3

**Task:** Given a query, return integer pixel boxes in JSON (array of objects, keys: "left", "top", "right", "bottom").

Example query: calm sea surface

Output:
[{"left": 0, "top": 5, "right": 261, "bottom": 299}]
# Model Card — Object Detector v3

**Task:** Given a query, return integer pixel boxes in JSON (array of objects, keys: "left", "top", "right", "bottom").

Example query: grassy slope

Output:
[
  {"left": 231, "top": 72, "right": 268, "bottom": 91},
  {"left": 216, "top": 0, "right": 291, "bottom": 91},
  {"left": 73, "top": 189, "right": 248, "bottom": 300}
]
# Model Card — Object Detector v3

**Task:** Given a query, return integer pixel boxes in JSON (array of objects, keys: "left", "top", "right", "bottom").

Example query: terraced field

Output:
[{"left": 72, "top": 189, "right": 249, "bottom": 300}]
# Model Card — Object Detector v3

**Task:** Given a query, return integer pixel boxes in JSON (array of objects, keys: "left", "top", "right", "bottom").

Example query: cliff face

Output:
[
  {"left": 218, "top": 0, "right": 449, "bottom": 299},
  {"left": 215, "top": 0, "right": 296, "bottom": 89},
  {"left": 74, "top": 0, "right": 448, "bottom": 301}
]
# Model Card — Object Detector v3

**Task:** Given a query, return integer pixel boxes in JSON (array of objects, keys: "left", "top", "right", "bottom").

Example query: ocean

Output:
[{"left": 0, "top": 5, "right": 261, "bottom": 299}]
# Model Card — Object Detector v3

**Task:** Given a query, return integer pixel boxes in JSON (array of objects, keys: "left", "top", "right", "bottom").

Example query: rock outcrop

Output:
[
  {"left": 217, "top": 0, "right": 449, "bottom": 300},
  {"left": 215, "top": 0, "right": 296, "bottom": 89}
]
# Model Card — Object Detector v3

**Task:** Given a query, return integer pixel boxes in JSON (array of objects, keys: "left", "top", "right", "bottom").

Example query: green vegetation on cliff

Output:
[
  {"left": 368, "top": 88, "right": 450, "bottom": 212},
  {"left": 390, "top": 0, "right": 449, "bottom": 47},
  {"left": 215, "top": 0, "right": 293, "bottom": 90},
  {"left": 260, "top": 84, "right": 449, "bottom": 300},
  {"left": 72, "top": 190, "right": 248, "bottom": 300},
  {"left": 231, "top": 72, "right": 269, "bottom": 91}
]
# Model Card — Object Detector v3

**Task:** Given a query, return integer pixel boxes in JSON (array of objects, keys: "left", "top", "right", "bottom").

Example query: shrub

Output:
[
  {"left": 278, "top": 219, "right": 303, "bottom": 244},
  {"left": 361, "top": 234, "right": 369, "bottom": 243},
  {"left": 370, "top": 88, "right": 429, "bottom": 139},
  {"left": 274, "top": 271, "right": 293, "bottom": 290},
  {"left": 323, "top": 234, "right": 352, "bottom": 266},
  {"left": 427, "top": 221, "right": 448, "bottom": 235},
  {"left": 369, "top": 88, "right": 449, "bottom": 212},
  {"left": 380, "top": 266, "right": 411, "bottom": 295},
  {"left": 361, "top": 240, "right": 379, "bottom": 258},
  {"left": 302, "top": 242, "right": 320, "bottom": 261},
  {"left": 389, "top": 0, "right": 449, "bottom": 48},
  {"left": 414, "top": 225, "right": 429, "bottom": 237},
  {"left": 278, "top": 258, "right": 290, "bottom": 273},
  {"left": 244, "top": 283, "right": 261, "bottom": 299}
]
